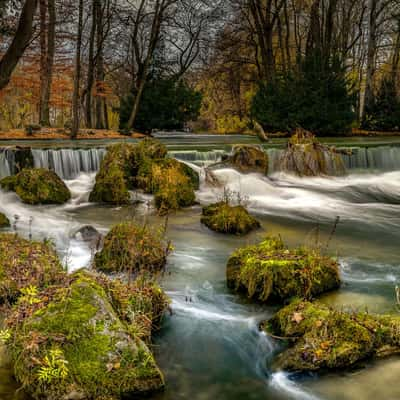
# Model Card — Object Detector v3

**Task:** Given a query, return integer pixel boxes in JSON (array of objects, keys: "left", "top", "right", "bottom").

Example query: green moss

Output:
[
  {"left": 226, "top": 236, "right": 340, "bottom": 303},
  {"left": 201, "top": 202, "right": 260, "bottom": 235},
  {"left": 8, "top": 273, "right": 164, "bottom": 399},
  {"left": 0, "top": 233, "right": 64, "bottom": 304},
  {"left": 0, "top": 212, "right": 10, "bottom": 227},
  {"left": 89, "top": 139, "right": 197, "bottom": 213},
  {"left": 94, "top": 222, "right": 169, "bottom": 274},
  {"left": 229, "top": 145, "right": 268, "bottom": 174},
  {"left": 265, "top": 300, "right": 400, "bottom": 372},
  {"left": 0, "top": 168, "right": 71, "bottom": 205},
  {"left": 89, "top": 143, "right": 138, "bottom": 205}
]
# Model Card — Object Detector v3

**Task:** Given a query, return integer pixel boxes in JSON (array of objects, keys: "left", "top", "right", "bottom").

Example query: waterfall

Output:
[
  {"left": 266, "top": 146, "right": 400, "bottom": 173},
  {"left": 0, "top": 149, "right": 13, "bottom": 179},
  {"left": 170, "top": 149, "right": 226, "bottom": 166},
  {"left": 32, "top": 148, "right": 106, "bottom": 179}
]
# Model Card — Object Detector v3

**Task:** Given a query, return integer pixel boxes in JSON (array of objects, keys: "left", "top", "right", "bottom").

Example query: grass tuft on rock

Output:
[
  {"left": 0, "top": 233, "right": 64, "bottom": 304},
  {"left": 201, "top": 201, "right": 260, "bottom": 235},
  {"left": 226, "top": 236, "right": 340, "bottom": 303},
  {"left": 278, "top": 128, "right": 346, "bottom": 176},
  {"left": 264, "top": 300, "right": 400, "bottom": 372},
  {"left": 0, "top": 168, "right": 71, "bottom": 205},
  {"left": 94, "top": 221, "right": 171, "bottom": 274}
]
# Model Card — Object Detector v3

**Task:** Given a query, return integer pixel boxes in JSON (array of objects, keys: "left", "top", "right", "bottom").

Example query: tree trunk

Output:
[
  {"left": 39, "top": 0, "right": 55, "bottom": 126},
  {"left": 362, "top": 0, "right": 378, "bottom": 123},
  {"left": 0, "top": 0, "right": 38, "bottom": 90},
  {"left": 95, "top": 0, "right": 105, "bottom": 129},
  {"left": 71, "top": 0, "right": 83, "bottom": 139},
  {"left": 85, "top": 0, "right": 98, "bottom": 128}
]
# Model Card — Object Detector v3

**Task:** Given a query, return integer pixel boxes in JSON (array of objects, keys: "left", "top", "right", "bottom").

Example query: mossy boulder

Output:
[
  {"left": 6, "top": 273, "right": 165, "bottom": 399},
  {"left": 0, "top": 212, "right": 10, "bottom": 227},
  {"left": 228, "top": 145, "right": 268, "bottom": 174},
  {"left": 264, "top": 300, "right": 400, "bottom": 372},
  {"left": 0, "top": 233, "right": 64, "bottom": 303},
  {"left": 201, "top": 202, "right": 260, "bottom": 235},
  {"left": 89, "top": 143, "right": 138, "bottom": 205},
  {"left": 94, "top": 222, "right": 170, "bottom": 274},
  {"left": 0, "top": 168, "right": 71, "bottom": 205},
  {"left": 278, "top": 129, "right": 346, "bottom": 176},
  {"left": 226, "top": 236, "right": 340, "bottom": 303},
  {"left": 89, "top": 139, "right": 197, "bottom": 212}
]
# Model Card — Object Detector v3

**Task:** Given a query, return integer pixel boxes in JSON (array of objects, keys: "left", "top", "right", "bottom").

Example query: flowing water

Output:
[{"left": 1, "top": 139, "right": 400, "bottom": 400}]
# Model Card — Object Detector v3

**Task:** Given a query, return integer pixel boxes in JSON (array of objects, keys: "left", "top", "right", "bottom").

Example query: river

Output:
[{"left": 0, "top": 136, "right": 400, "bottom": 400}]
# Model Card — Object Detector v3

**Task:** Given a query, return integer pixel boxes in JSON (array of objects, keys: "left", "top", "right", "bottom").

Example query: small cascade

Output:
[
  {"left": 170, "top": 149, "right": 226, "bottom": 166},
  {"left": 341, "top": 146, "right": 400, "bottom": 171},
  {"left": 32, "top": 148, "right": 106, "bottom": 179},
  {"left": 0, "top": 149, "right": 13, "bottom": 178},
  {"left": 266, "top": 145, "right": 400, "bottom": 173}
]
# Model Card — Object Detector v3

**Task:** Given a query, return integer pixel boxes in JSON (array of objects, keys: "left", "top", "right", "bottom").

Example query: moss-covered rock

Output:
[
  {"left": 278, "top": 129, "right": 346, "bottom": 176},
  {"left": 89, "top": 139, "right": 197, "bottom": 212},
  {"left": 0, "top": 168, "right": 71, "bottom": 205},
  {"left": 94, "top": 222, "right": 170, "bottom": 274},
  {"left": 0, "top": 234, "right": 64, "bottom": 303},
  {"left": 226, "top": 236, "right": 340, "bottom": 303},
  {"left": 264, "top": 300, "right": 400, "bottom": 372},
  {"left": 228, "top": 145, "right": 268, "bottom": 174},
  {"left": 89, "top": 143, "right": 138, "bottom": 205},
  {"left": 6, "top": 273, "right": 165, "bottom": 399},
  {"left": 201, "top": 202, "right": 260, "bottom": 235},
  {"left": 0, "top": 212, "right": 10, "bottom": 227}
]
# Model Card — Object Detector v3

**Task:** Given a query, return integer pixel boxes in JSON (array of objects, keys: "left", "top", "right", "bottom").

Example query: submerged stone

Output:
[
  {"left": 94, "top": 221, "right": 170, "bottom": 274},
  {"left": 226, "top": 236, "right": 340, "bottom": 303},
  {"left": 0, "top": 168, "right": 71, "bottom": 205},
  {"left": 0, "top": 233, "right": 64, "bottom": 303},
  {"left": 278, "top": 129, "right": 346, "bottom": 176},
  {"left": 228, "top": 145, "right": 268, "bottom": 174},
  {"left": 0, "top": 212, "right": 10, "bottom": 227},
  {"left": 201, "top": 202, "right": 260, "bottom": 235},
  {"left": 264, "top": 300, "right": 400, "bottom": 372},
  {"left": 6, "top": 273, "right": 165, "bottom": 399}
]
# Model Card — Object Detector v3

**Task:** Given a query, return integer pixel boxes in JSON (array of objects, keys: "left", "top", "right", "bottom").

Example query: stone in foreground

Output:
[
  {"left": 201, "top": 202, "right": 260, "bottom": 235},
  {"left": 227, "top": 237, "right": 340, "bottom": 303},
  {"left": 264, "top": 300, "right": 400, "bottom": 372},
  {"left": 7, "top": 273, "right": 165, "bottom": 399}
]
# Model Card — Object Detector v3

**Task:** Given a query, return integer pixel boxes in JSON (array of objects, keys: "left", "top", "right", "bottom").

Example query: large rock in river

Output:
[
  {"left": 228, "top": 144, "right": 268, "bottom": 174},
  {"left": 264, "top": 300, "right": 400, "bottom": 372},
  {"left": 89, "top": 139, "right": 198, "bottom": 212},
  {"left": 278, "top": 129, "right": 346, "bottom": 176},
  {"left": 0, "top": 168, "right": 71, "bottom": 205},
  {"left": 227, "top": 236, "right": 340, "bottom": 303},
  {"left": 94, "top": 221, "right": 170, "bottom": 274},
  {"left": 0, "top": 212, "right": 10, "bottom": 227},
  {"left": 201, "top": 202, "right": 260, "bottom": 235},
  {"left": 6, "top": 273, "right": 165, "bottom": 399}
]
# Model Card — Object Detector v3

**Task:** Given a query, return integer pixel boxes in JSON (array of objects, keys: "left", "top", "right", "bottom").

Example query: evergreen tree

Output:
[
  {"left": 120, "top": 78, "right": 202, "bottom": 133},
  {"left": 251, "top": 52, "right": 356, "bottom": 136},
  {"left": 362, "top": 77, "right": 400, "bottom": 131}
]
